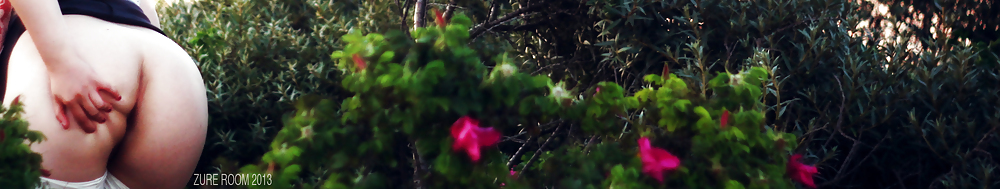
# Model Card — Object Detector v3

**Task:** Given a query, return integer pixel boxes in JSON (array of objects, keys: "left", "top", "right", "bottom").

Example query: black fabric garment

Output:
[
  {"left": 0, "top": 13, "right": 24, "bottom": 103},
  {"left": 0, "top": 0, "right": 163, "bottom": 102}
]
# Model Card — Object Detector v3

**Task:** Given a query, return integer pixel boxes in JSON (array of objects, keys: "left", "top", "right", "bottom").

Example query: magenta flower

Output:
[
  {"left": 787, "top": 154, "right": 818, "bottom": 188},
  {"left": 450, "top": 116, "right": 501, "bottom": 162},
  {"left": 501, "top": 168, "right": 518, "bottom": 186},
  {"left": 638, "top": 137, "right": 680, "bottom": 183},
  {"left": 721, "top": 110, "right": 730, "bottom": 129}
]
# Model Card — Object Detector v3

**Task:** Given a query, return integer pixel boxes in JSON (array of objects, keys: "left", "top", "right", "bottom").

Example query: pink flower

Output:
[
  {"left": 502, "top": 169, "right": 517, "bottom": 186},
  {"left": 451, "top": 116, "right": 501, "bottom": 162},
  {"left": 638, "top": 137, "right": 680, "bottom": 183},
  {"left": 787, "top": 154, "right": 818, "bottom": 188},
  {"left": 352, "top": 54, "right": 367, "bottom": 71},
  {"left": 721, "top": 110, "right": 730, "bottom": 129}
]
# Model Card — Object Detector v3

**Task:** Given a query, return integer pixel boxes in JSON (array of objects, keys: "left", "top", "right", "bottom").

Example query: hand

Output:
[{"left": 45, "top": 41, "right": 122, "bottom": 133}]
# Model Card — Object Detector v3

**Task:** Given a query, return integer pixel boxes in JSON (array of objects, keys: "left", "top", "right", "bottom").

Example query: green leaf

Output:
[
  {"left": 672, "top": 100, "right": 691, "bottom": 112},
  {"left": 694, "top": 106, "right": 710, "bottom": 119},
  {"left": 732, "top": 128, "right": 746, "bottom": 140},
  {"left": 708, "top": 73, "right": 730, "bottom": 88},
  {"left": 725, "top": 180, "right": 746, "bottom": 189},
  {"left": 643, "top": 74, "right": 664, "bottom": 85}
]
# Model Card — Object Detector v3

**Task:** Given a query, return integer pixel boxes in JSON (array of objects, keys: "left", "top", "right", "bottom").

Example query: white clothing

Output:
[{"left": 37, "top": 171, "right": 130, "bottom": 189}]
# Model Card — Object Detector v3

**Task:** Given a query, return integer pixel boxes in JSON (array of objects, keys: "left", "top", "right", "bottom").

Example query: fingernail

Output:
[{"left": 116, "top": 96, "right": 122, "bottom": 101}]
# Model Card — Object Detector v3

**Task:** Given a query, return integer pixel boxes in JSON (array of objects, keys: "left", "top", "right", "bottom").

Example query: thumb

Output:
[{"left": 93, "top": 79, "right": 122, "bottom": 101}]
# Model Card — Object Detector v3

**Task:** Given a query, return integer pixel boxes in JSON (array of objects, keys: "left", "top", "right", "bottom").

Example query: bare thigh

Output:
[{"left": 106, "top": 21, "right": 208, "bottom": 189}]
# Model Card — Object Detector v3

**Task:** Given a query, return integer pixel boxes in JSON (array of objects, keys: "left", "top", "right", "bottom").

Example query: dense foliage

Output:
[
  {"left": 237, "top": 13, "right": 804, "bottom": 188},
  {"left": 1, "top": 0, "right": 997, "bottom": 188},
  {"left": 159, "top": 0, "right": 997, "bottom": 188},
  {"left": 0, "top": 96, "right": 46, "bottom": 188}
]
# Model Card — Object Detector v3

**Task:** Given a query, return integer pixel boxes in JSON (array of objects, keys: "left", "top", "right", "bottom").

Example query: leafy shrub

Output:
[
  {"left": 497, "top": 0, "right": 1000, "bottom": 187},
  {"left": 236, "top": 12, "right": 810, "bottom": 188},
  {"left": 152, "top": 0, "right": 999, "bottom": 188},
  {"left": 156, "top": 0, "right": 411, "bottom": 175},
  {"left": 0, "top": 97, "right": 46, "bottom": 188}
]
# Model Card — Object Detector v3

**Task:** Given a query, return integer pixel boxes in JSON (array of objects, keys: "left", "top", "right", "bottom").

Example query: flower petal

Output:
[
  {"left": 651, "top": 148, "right": 680, "bottom": 169},
  {"left": 466, "top": 142, "right": 482, "bottom": 162},
  {"left": 638, "top": 137, "right": 652, "bottom": 151},
  {"left": 475, "top": 127, "right": 501, "bottom": 147}
]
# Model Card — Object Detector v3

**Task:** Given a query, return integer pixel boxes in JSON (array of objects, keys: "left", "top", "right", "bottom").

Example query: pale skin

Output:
[{"left": 1, "top": 0, "right": 207, "bottom": 188}]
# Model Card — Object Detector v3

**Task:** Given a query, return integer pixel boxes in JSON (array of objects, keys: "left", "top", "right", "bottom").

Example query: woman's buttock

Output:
[{"left": 0, "top": 15, "right": 153, "bottom": 182}]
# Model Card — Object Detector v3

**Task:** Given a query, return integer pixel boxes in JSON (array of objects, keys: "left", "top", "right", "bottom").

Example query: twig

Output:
[
  {"left": 818, "top": 133, "right": 889, "bottom": 188},
  {"left": 582, "top": 135, "right": 599, "bottom": 154},
  {"left": 834, "top": 75, "right": 856, "bottom": 142},
  {"left": 485, "top": 0, "right": 500, "bottom": 23},
  {"left": 488, "top": 22, "right": 546, "bottom": 32},
  {"left": 507, "top": 136, "right": 536, "bottom": 168},
  {"left": 469, "top": 1, "right": 548, "bottom": 41},
  {"left": 410, "top": 142, "right": 425, "bottom": 189},
  {"left": 894, "top": 170, "right": 908, "bottom": 189},
  {"left": 519, "top": 124, "right": 564, "bottom": 173},
  {"left": 399, "top": 0, "right": 412, "bottom": 36},
  {"left": 963, "top": 125, "right": 997, "bottom": 160}
]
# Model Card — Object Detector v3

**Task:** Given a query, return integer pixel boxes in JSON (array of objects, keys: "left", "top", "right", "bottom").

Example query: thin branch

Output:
[
  {"left": 489, "top": 22, "right": 546, "bottom": 32},
  {"left": 582, "top": 135, "right": 599, "bottom": 154},
  {"left": 964, "top": 125, "right": 997, "bottom": 160},
  {"left": 409, "top": 142, "right": 425, "bottom": 189},
  {"left": 507, "top": 136, "right": 535, "bottom": 168},
  {"left": 519, "top": 123, "right": 564, "bottom": 173},
  {"left": 399, "top": 0, "right": 412, "bottom": 36},
  {"left": 818, "top": 131, "right": 889, "bottom": 188},
  {"left": 834, "top": 75, "right": 856, "bottom": 143},
  {"left": 486, "top": 0, "right": 500, "bottom": 23},
  {"left": 470, "top": 1, "right": 549, "bottom": 41}
]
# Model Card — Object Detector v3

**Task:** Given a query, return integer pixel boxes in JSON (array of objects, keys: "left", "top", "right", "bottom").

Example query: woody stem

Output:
[{"left": 519, "top": 124, "right": 564, "bottom": 173}]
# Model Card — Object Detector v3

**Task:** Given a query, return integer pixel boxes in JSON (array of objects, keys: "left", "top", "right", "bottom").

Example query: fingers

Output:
[
  {"left": 80, "top": 93, "right": 106, "bottom": 122},
  {"left": 54, "top": 97, "right": 70, "bottom": 129},
  {"left": 68, "top": 101, "right": 98, "bottom": 133},
  {"left": 91, "top": 90, "right": 113, "bottom": 112},
  {"left": 95, "top": 81, "right": 122, "bottom": 101}
]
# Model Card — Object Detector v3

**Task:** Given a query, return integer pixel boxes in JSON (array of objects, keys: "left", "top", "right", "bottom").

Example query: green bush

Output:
[
  {"left": 0, "top": 96, "right": 46, "bottom": 188},
  {"left": 151, "top": 0, "right": 998, "bottom": 188},
  {"left": 236, "top": 13, "right": 810, "bottom": 188},
  {"left": 496, "top": 0, "right": 1000, "bottom": 187},
  {"left": 156, "top": 0, "right": 410, "bottom": 175}
]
